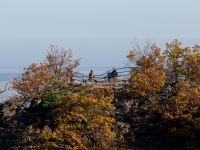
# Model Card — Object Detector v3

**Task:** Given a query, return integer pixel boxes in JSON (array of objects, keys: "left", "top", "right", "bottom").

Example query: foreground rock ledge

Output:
[{"left": 0, "top": 95, "right": 187, "bottom": 150}]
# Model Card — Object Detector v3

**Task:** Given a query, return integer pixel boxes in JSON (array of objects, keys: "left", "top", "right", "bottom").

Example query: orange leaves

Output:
[
  {"left": 126, "top": 51, "right": 136, "bottom": 61},
  {"left": 42, "top": 86, "right": 116, "bottom": 149},
  {"left": 10, "top": 45, "right": 81, "bottom": 103},
  {"left": 127, "top": 40, "right": 200, "bottom": 96},
  {"left": 126, "top": 39, "right": 200, "bottom": 147},
  {"left": 126, "top": 42, "right": 165, "bottom": 97},
  {"left": 163, "top": 39, "right": 200, "bottom": 84},
  {"left": 161, "top": 80, "right": 200, "bottom": 142}
]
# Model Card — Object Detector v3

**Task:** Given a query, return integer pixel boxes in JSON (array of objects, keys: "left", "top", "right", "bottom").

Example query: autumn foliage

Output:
[
  {"left": 126, "top": 41, "right": 165, "bottom": 97},
  {"left": 10, "top": 45, "right": 80, "bottom": 105},
  {"left": 8, "top": 45, "right": 116, "bottom": 149},
  {"left": 125, "top": 39, "right": 200, "bottom": 148},
  {"left": 160, "top": 40, "right": 200, "bottom": 148},
  {"left": 5, "top": 40, "right": 200, "bottom": 149},
  {"left": 34, "top": 86, "right": 116, "bottom": 150},
  {"left": 163, "top": 39, "right": 200, "bottom": 84}
]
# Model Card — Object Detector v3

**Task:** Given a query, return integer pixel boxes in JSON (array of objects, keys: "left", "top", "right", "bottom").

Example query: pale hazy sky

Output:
[{"left": 0, "top": 0, "right": 200, "bottom": 73}]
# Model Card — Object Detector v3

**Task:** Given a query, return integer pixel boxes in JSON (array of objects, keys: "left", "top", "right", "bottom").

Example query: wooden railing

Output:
[{"left": 72, "top": 67, "right": 139, "bottom": 83}]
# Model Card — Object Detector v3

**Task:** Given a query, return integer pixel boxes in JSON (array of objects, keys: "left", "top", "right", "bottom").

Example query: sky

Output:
[{"left": 0, "top": 0, "right": 200, "bottom": 74}]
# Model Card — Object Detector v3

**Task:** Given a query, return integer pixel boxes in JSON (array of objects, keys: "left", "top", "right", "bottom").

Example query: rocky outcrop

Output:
[
  {"left": 0, "top": 102, "right": 46, "bottom": 150},
  {"left": 0, "top": 95, "right": 187, "bottom": 150},
  {"left": 112, "top": 97, "right": 187, "bottom": 150}
]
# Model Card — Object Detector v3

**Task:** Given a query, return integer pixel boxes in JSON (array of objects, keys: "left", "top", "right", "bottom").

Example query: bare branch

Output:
[{"left": 0, "top": 82, "right": 8, "bottom": 94}]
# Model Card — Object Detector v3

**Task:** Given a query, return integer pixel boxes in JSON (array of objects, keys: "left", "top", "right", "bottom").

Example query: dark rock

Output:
[
  {"left": 8, "top": 146, "right": 19, "bottom": 150},
  {"left": 19, "top": 144, "right": 29, "bottom": 150},
  {"left": 30, "top": 99, "right": 41, "bottom": 110},
  {"left": 0, "top": 89, "right": 189, "bottom": 149}
]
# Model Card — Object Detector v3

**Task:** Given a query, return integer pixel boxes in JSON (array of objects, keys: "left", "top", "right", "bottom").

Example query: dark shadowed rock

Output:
[
  {"left": 0, "top": 89, "right": 188, "bottom": 149},
  {"left": 30, "top": 99, "right": 41, "bottom": 110}
]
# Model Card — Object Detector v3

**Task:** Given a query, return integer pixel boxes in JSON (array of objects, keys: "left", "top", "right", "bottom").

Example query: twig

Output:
[{"left": 0, "top": 82, "right": 8, "bottom": 94}]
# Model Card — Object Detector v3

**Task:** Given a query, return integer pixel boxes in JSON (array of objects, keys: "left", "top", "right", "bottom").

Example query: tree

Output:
[
  {"left": 162, "top": 39, "right": 200, "bottom": 83},
  {"left": 125, "top": 40, "right": 165, "bottom": 97},
  {"left": 10, "top": 45, "right": 81, "bottom": 106},
  {"left": 158, "top": 40, "right": 200, "bottom": 148},
  {"left": 162, "top": 39, "right": 185, "bottom": 82},
  {"left": 161, "top": 81, "right": 200, "bottom": 148},
  {"left": 35, "top": 86, "right": 116, "bottom": 150},
  {"left": 181, "top": 44, "right": 200, "bottom": 84}
]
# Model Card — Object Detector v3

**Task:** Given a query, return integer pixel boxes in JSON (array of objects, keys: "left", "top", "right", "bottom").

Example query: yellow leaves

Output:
[
  {"left": 42, "top": 86, "right": 116, "bottom": 149},
  {"left": 126, "top": 39, "right": 200, "bottom": 147},
  {"left": 160, "top": 78, "right": 200, "bottom": 141},
  {"left": 154, "top": 47, "right": 161, "bottom": 57},
  {"left": 177, "top": 91, "right": 186, "bottom": 97},
  {"left": 126, "top": 43, "right": 165, "bottom": 97},
  {"left": 10, "top": 45, "right": 81, "bottom": 103},
  {"left": 140, "top": 91, "right": 146, "bottom": 97},
  {"left": 163, "top": 39, "right": 200, "bottom": 83},
  {"left": 126, "top": 50, "right": 136, "bottom": 61}
]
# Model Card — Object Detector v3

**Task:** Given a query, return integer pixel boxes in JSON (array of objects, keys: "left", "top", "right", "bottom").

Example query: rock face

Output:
[
  {"left": 0, "top": 102, "right": 46, "bottom": 150},
  {"left": 112, "top": 96, "right": 187, "bottom": 150},
  {"left": 0, "top": 95, "right": 187, "bottom": 149}
]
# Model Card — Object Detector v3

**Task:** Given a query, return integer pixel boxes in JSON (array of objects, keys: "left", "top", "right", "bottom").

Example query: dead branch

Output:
[{"left": 0, "top": 82, "right": 8, "bottom": 94}]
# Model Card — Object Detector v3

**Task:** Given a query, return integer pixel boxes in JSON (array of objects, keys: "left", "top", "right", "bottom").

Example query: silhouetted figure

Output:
[
  {"left": 89, "top": 70, "right": 95, "bottom": 81},
  {"left": 108, "top": 67, "right": 118, "bottom": 79}
]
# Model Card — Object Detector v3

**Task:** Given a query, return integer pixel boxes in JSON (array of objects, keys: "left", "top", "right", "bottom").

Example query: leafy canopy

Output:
[
  {"left": 10, "top": 45, "right": 80, "bottom": 104},
  {"left": 126, "top": 41, "right": 165, "bottom": 97},
  {"left": 38, "top": 86, "right": 116, "bottom": 150}
]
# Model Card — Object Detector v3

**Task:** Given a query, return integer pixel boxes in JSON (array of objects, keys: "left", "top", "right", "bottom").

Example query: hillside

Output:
[{"left": 0, "top": 82, "right": 188, "bottom": 150}]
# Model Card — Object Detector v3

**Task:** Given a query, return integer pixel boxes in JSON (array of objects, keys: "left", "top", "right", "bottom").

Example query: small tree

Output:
[
  {"left": 161, "top": 81, "right": 200, "bottom": 148},
  {"left": 182, "top": 44, "right": 200, "bottom": 84},
  {"left": 36, "top": 86, "right": 116, "bottom": 150},
  {"left": 158, "top": 40, "right": 200, "bottom": 148},
  {"left": 10, "top": 45, "right": 81, "bottom": 106},
  {"left": 161, "top": 39, "right": 200, "bottom": 83},
  {"left": 125, "top": 40, "right": 165, "bottom": 97}
]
